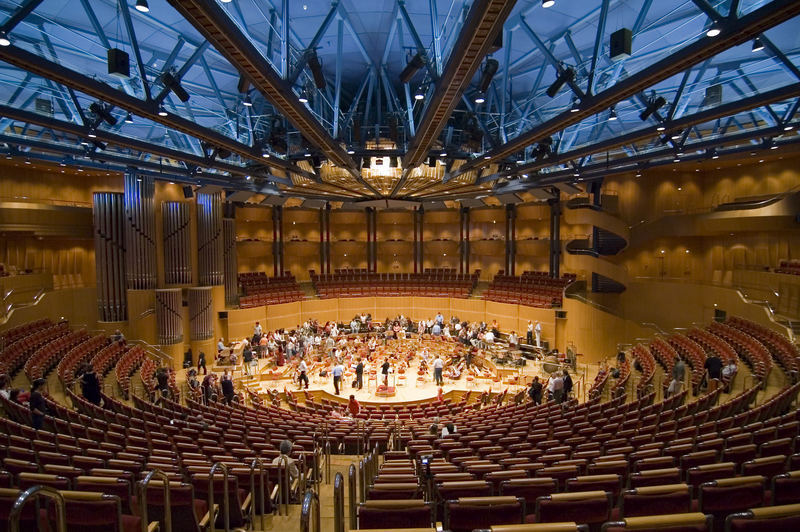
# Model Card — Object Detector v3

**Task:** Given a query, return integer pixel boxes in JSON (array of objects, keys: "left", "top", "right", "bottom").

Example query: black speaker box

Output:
[
  {"left": 610, "top": 28, "right": 632, "bottom": 61},
  {"left": 182, "top": 185, "right": 193, "bottom": 198},
  {"left": 107, "top": 48, "right": 130, "bottom": 79},
  {"left": 555, "top": 310, "right": 567, "bottom": 319}
]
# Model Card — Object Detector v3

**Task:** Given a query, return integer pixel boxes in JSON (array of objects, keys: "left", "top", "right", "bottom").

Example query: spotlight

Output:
[
  {"left": 639, "top": 95, "right": 666, "bottom": 121},
  {"left": 24, "top": 157, "right": 31, "bottom": 164},
  {"left": 671, "top": 130, "right": 682, "bottom": 140},
  {"left": 306, "top": 49, "right": 326, "bottom": 89},
  {"left": 673, "top": 156, "right": 680, "bottom": 163},
  {"left": 546, "top": 67, "right": 574, "bottom": 98},
  {"left": 635, "top": 171, "right": 642, "bottom": 177},
  {"left": 90, "top": 102, "right": 118, "bottom": 126},
  {"left": 161, "top": 72, "right": 190, "bottom": 102},
  {"left": 710, "top": 149, "right": 719, "bottom": 159},
  {"left": 608, "top": 107, "right": 617, "bottom": 121},
  {"left": 157, "top": 104, "right": 168, "bottom": 117},
  {"left": 242, "top": 95, "right": 252, "bottom": 107},
  {"left": 124, "top": 113, "right": 133, "bottom": 124},
  {"left": 440, "top": 151, "right": 447, "bottom": 157},
  {"left": 414, "top": 85, "right": 425, "bottom": 101},
  {"left": 752, "top": 38, "right": 764, "bottom": 52},
  {"left": 87, "top": 129, "right": 97, "bottom": 139},
  {"left": 706, "top": 23, "right": 721, "bottom": 38},
  {"left": 656, "top": 125, "right": 666, "bottom": 131},
  {"left": 783, "top": 124, "right": 794, "bottom": 131},
  {"left": 347, "top": 148, "right": 355, "bottom": 155},
  {"left": 400, "top": 52, "right": 426, "bottom": 84},
  {"left": 92, "top": 140, "right": 107, "bottom": 151},
  {"left": 135, "top": 0, "right": 149, "bottom": 13},
  {"left": 261, "top": 149, "right": 270, "bottom": 158},
  {"left": 477, "top": 58, "right": 499, "bottom": 93},
  {"left": 542, "top": 0, "right": 555, "bottom": 7},
  {"left": 0, "top": 31, "right": 10, "bottom": 47},
  {"left": 570, "top": 97, "right": 580, "bottom": 113},
  {"left": 474, "top": 93, "right": 485, "bottom": 104}
]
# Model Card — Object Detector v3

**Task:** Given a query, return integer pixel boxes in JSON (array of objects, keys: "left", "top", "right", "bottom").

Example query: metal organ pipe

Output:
[
  {"left": 197, "top": 192, "right": 224, "bottom": 286},
  {"left": 123, "top": 171, "right": 157, "bottom": 289},
  {"left": 155, "top": 288, "right": 183, "bottom": 345},
  {"left": 163, "top": 201, "right": 192, "bottom": 285},
  {"left": 188, "top": 287, "right": 214, "bottom": 341},
  {"left": 223, "top": 217, "right": 238, "bottom": 306},
  {"left": 93, "top": 192, "right": 127, "bottom": 322}
]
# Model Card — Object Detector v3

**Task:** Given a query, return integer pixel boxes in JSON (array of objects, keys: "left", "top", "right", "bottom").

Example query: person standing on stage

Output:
[
  {"left": 355, "top": 358, "right": 364, "bottom": 390},
  {"left": 332, "top": 362, "right": 344, "bottom": 395},
  {"left": 535, "top": 321, "right": 542, "bottom": 348},
  {"left": 433, "top": 355, "right": 444, "bottom": 386},
  {"left": 527, "top": 321, "right": 534, "bottom": 345},
  {"left": 381, "top": 358, "right": 390, "bottom": 386},
  {"left": 197, "top": 351, "right": 207, "bottom": 375},
  {"left": 298, "top": 357, "right": 309, "bottom": 389},
  {"left": 562, "top": 369, "right": 573, "bottom": 400}
]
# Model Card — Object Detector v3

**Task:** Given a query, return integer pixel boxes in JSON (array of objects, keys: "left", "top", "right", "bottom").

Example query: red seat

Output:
[
  {"left": 445, "top": 496, "right": 524, "bottom": 532},
  {"left": 357, "top": 499, "right": 432, "bottom": 529},
  {"left": 619, "top": 483, "right": 692, "bottom": 518}
]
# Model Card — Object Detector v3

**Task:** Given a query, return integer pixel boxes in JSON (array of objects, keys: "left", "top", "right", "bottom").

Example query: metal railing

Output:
[
  {"left": 138, "top": 469, "right": 172, "bottom": 532},
  {"left": 333, "top": 472, "right": 345, "bottom": 532},
  {"left": 300, "top": 488, "right": 321, "bottom": 532},
  {"left": 248, "top": 457, "right": 268, "bottom": 531},
  {"left": 348, "top": 463, "right": 358, "bottom": 529},
  {"left": 208, "top": 462, "right": 230, "bottom": 532},
  {"left": 9, "top": 485, "right": 67, "bottom": 532},
  {"left": 275, "top": 454, "right": 291, "bottom": 516}
]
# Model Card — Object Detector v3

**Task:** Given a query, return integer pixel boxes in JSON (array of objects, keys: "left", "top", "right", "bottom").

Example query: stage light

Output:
[
  {"left": 656, "top": 124, "right": 665, "bottom": 131},
  {"left": 0, "top": 31, "right": 10, "bottom": 47},
  {"left": 261, "top": 148, "right": 270, "bottom": 158},
  {"left": 671, "top": 130, "right": 682, "bottom": 140},
  {"left": 90, "top": 102, "right": 118, "bottom": 126},
  {"left": 474, "top": 93, "right": 485, "bottom": 104},
  {"left": 347, "top": 148, "right": 355, "bottom": 155},
  {"left": 783, "top": 124, "right": 794, "bottom": 131},
  {"left": 414, "top": 85, "right": 425, "bottom": 101},
  {"left": 400, "top": 52, "right": 426, "bottom": 84},
  {"left": 298, "top": 93, "right": 308, "bottom": 103},
  {"left": 124, "top": 113, "right": 133, "bottom": 124},
  {"left": 87, "top": 129, "right": 97, "bottom": 139},
  {"left": 477, "top": 58, "right": 499, "bottom": 93},
  {"left": 161, "top": 72, "right": 190, "bottom": 102},
  {"left": 546, "top": 67, "right": 574, "bottom": 98},
  {"left": 542, "top": 0, "right": 555, "bottom": 7},
  {"left": 752, "top": 38, "right": 764, "bottom": 52},
  {"left": 307, "top": 49, "right": 326, "bottom": 89},
  {"left": 157, "top": 104, "right": 168, "bottom": 117},
  {"left": 135, "top": 0, "right": 149, "bottom": 13},
  {"left": 570, "top": 97, "right": 580, "bottom": 113},
  {"left": 710, "top": 149, "right": 719, "bottom": 159},
  {"left": 706, "top": 23, "right": 721, "bottom": 38},
  {"left": 24, "top": 157, "right": 30, "bottom": 164},
  {"left": 242, "top": 95, "right": 252, "bottom": 107},
  {"left": 608, "top": 107, "right": 617, "bottom": 121},
  {"left": 639, "top": 95, "right": 666, "bottom": 121}
]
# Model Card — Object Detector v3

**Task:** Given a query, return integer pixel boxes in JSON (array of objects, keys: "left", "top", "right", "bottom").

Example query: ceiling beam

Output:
[
  {"left": 452, "top": 0, "right": 800, "bottom": 178},
  {"left": 167, "top": 0, "right": 360, "bottom": 181},
  {"left": 0, "top": 44, "right": 317, "bottom": 181},
  {"left": 400, "top": 0, "right": 516, "bottom": 171}
]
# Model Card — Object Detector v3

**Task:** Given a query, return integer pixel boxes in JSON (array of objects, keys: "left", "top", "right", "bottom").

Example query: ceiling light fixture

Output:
[
  {"left": 706, "top": 23, "right": 721, "bottom": 37},
  {"left": 542, "top": 0, "right": 555, "bottom": 8},
  {"left": 608, "top": 107, "right": 617, "bottom": 121},
  {"left": 87, "top": 129, "right": 97, "bottom": 138},
  {"left": 783, "top": 124, "right": 794, "bottom": 131},
  {"left": 135, "top": 0, "right": 149, "bottom": 13},
  {"left": 752, "top": 37, "right": 764, "bottom": 52},
  {"left": 124, "top": 113, "right": 133, "bottom": 124},
  {"left": 414, "top": 85, "right": 425, "bottom": 101},
  {"left": 570, "top": 97, "right": 580, "bottom": 113},
  {"left": 656, "top": 124, "right": 666, "bottom": 131},
  {"left": 640, "top": 94, "right": 666, "bottom": 121},
  {"left": 242, "top": 95, "right": 252, "bottom": 107},
  {"left": 474, "top": 93, "right": 485, "bottom": 104},
  {"left": 157, "top": 104, "right": 168, "bottom": 117},
  {"left": 0, "top": 31, "right": 10, "bottom": 47}
]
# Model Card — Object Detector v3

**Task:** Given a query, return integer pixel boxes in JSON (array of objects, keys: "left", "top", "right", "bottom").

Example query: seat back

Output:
[
  {"left": 74, "top": 476, "right": 134, "bottom": 514},
  {"left": 772, "top": 471, "right": 800, "bottom": 505},
  {"left": 620, "top": 483, "right": 692, "bottom": 518},
  {"left": 140, "top": 481, "right": 201, "bottom": 532},
  {"left": 445, "top": 496, "right": 523, "bottom": 532},
  {"left": 725, "top": 503, "right": 800, "bottom": 532},
  {"left": 437, "top": 480, "right": 492, "bottom": 500},
  {"left": 47, "top": 490, "right": 130, "bottom": 532},
  {"left": 687, "top": 462, "right": 737, "bottom": 488},
  {"left": 18, "top": 472, "right": 70, "bottom": 490},
  {"left": 699, "top": 476, "right": 765, "bottom": 524},
  {"left": 500, "top": 478, "right": 558, "bottom": 515},
  {"left": 566, "top": 475, "right": 623, "bottom": 498},
  {"left": 368, "top": 482, "right": 422, "bottom": 500},
  {"left": 629, "top": 468, "right": 682, "bottom": 488},
  {"left": 190, "top": 473, "right": 246, "bottom": 528},
  {"left": 0, "top": 488, "right": 36, "bottom": 532},
  {"left": 536, "top": 490, "right": 612, "bottom": 526},
  {"left": 357, "top": 499, "right": 433, "bottom": 529},
  {"left": 600, "top": 512, "right": 711, "bottom": 531}
]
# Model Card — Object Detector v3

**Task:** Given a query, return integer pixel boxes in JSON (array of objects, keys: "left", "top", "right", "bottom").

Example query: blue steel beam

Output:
[
  {"left": 117, "top": 0, "right": 151, "bottom": 101},
  {"left": 333, "top": 19, "right": 343, "bottom": 138},
  {"left": 519, "top": 17, "right": 586, "bottom": 100},
  {"left": 0, "top": 0, "right": 43, "bottom": 34},
  {"left": 287, "top": 1, "right": 340, "bottom": 86},
  {"left": 587, "top": 0, "right": 609, "bottom": 95}
]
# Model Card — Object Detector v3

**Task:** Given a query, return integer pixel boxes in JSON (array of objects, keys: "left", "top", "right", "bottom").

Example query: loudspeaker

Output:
[
  {"left": 610, "top": 28, "right": 632, "bottom": 61},
  {"left": 705, "top": 84, "right": 722, "bottom": 106},
  {"left": 182, "top": 185, "right": 193, "bottom": 198},
  {"left": 107, "top": 48, "right": 130, "bottom": 79},
  {"left": 555, "top": 310, "right": 567, "bottom": 319},
  {"left": 714, "top": 308, "right": 726, "bottom": 322},
  {"left": 488, "top": 31, "right": 503, "bottom": 54}
]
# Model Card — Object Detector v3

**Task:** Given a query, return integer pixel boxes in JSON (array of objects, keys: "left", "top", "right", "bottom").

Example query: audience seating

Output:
[
  {"left": 600, "top": 512, "right": 712, "bottom": 531},
  {"left": 775, "top": 259, "right": 800, "bottom": 275},
  {"left": 725, "top": 503, "right": 800, "bottom": 531},
  {"left": 238, "top": 272, "right": 304, "bottom": 308},
  {"left": 484, "top": 271, "right": 576, "bottom": 308},
  {"left": 311, "top": 268, "right": 478, "bottom": 299}
]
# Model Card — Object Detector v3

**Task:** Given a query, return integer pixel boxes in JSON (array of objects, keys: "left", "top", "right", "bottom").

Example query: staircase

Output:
[{"left": 564, "top": 204, "right": 630, "bottom": 293}]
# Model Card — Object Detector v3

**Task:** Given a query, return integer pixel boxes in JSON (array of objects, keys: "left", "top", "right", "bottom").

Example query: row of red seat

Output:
[
  {"left": 728, "top": 316, "right": 800, "bottom": 374},
  {"left": 484, "top": 272, "right": 575, "bottom": 308},
  {"left": 312, "top": 270, "right": 479, "bottom": 300},
  {"left": 0, "top": 318, "right": 50, "bottom": 348},
  {"left": 0, "top": 321, "right": 69, "bottom": 376},
  {"left": 776, "top": 259, "right": 800, "bottom": 275},
  {"left": 56, "top": 335, "right": 109, "bottom": 386},
  {"left": 23, "top": 329, "right": 89, "bottom": 382},
  {"left": 631, "top": 345, "right": 655, "bottom": 397},
  {"left": 115, "top": 345, "right": 147, "bottom": 399},
  {"left": 708, "top": 321, "right": 773, "bottom": 381},
  {"left": 668, "top": 333, "right": 708, "bottom": 390}
]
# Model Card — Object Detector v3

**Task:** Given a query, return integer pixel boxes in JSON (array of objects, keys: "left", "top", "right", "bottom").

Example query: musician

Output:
[
  {"left": 298, "top": 357, "right": 309, "bottom": 389},
  {"left": 381, "top": 359, "right": 390, "bottom": 385},
  {"left": 355, "top": 358, "right": 364, "bottom": 390}
]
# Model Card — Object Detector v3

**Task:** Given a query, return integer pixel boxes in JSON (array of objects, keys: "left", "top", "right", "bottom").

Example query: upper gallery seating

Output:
[
  {"left": 484, "top": 271, "right": 577, "bottom": 308},
  {"left": 776, "top": 259, "right": 800, "bottom": 275},
  {"left": 727, "top": 317, "right": 800, "bottom": 376},
  {"left": 238, "top": 272, "right": 304, "bottom": 308},
  {"left": 311, "top": 268, "right": 479, "bottom": 298}
]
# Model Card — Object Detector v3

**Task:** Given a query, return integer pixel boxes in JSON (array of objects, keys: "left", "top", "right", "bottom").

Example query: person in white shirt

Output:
[
  {"left": 253, "top": 322, "right": 263, "bottom": 338},
  {"left": 508, "top": 331, "right": 518, "bottom": 346},
  {"left": 433, "top": 356, "right": 444, "bottom": 386},
  {"left": 549, "top": 373, "right": 564, "bottom": 403},
  {"left": 535, "top": 321, "right": 542, "bottom": 348},
  {"left": 484, "top": 330, "right": 495, "bottom": 344},
  {"left": 298, "top": 358, "right": 309, "bottom": 389},
  {"left": 443, "top": 325, "right": 451, "bottom": 338},
  {"left": 441, "top": 422, "right": 456, "bottom": 438},
  {"left": 527, "top": 321, "right": 534, "bottom": 345}
]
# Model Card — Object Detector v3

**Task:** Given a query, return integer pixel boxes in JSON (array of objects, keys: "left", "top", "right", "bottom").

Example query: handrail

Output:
[
  {"left": 275, "top": 454, "right": 291, "bottom": 516},
  {"left": 300, "top": 489, "right": 321, "bottom": 532},
  {"left": 139, "top": 469, "right": 172, "bottom": 532},
  {"left": 128, "top": 339, "right": 174, "bottom": 367},
  {"left": 249, "top": 457, "right": 268, "bottom": 531},
  {"left": 325, "top": 438, "right": 332, "bottom": 484},
  {"left": 348, "top": 463, "right": 357, "bottom": 530},
  {"left": 358, "top": 458, "right": 366, "bottom": 503},
  {"left": 10, "top": 485, "right": 67, "bottom": 532},
  {"left": 333, "top": 472, "right": 345, "bottom": 532},
  {"left": 208, "top": 462, "right": 230, "bottom": 532}
]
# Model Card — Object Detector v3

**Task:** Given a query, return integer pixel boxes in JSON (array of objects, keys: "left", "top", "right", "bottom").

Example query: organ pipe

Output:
[
  {"left": 123, "top": 171, "right": 157, "bottom": 289},
  {"left": 93, "top": 192, "right": 127, "bottom": 322},
  {"left": 163, "top": 201, "right": 192, "bottom": 285},
  {"left": 188, "top": 287, "right": 214, "bottom": 341},
  {"left": 155, "top": 288, "right": 183, "bottom": 345},
  {"left": 223, "top": 217, "right": 238, "bottom": 306},
  {"left": 197, "top": 192, "right": 224, "bottom": 286}
]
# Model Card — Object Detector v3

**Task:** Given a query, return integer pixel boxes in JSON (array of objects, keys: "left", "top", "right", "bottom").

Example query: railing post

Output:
[
  {"left": 300, "top": 489, "right": 321, "bottom": 532},
  {"left": 208, "top": 462, "right": 230, "bottom": 532},
  {"left": 333, "top": 472, "right": 345, "bottom": 532},
  {"left": 249, "top": 457, "right": 267, "bottom": 531},
  {"left": 358, "top": 458, "right": 366, "bottom": 503},
  {"left": 276, "top": 454, "right": 291, "bottom": 515},
  {"left": 348, "top": 464, "right": 357, "bottom": 530},
  {"left": 325, "top": 438, "right": 332, "bottom": 484},
  {"left": 10, "top": 485, "right": 67, "bottom": 532},
  {"left": 139, "top": 469, "right": 172, "bottom": 532}
]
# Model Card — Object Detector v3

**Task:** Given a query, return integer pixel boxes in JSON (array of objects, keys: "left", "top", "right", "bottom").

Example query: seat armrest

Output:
[
  {"left": 198, "top": 504, "right": 219, "bottom": 529},
  {"left": 147, "top": 521, "right": 159, "bottom": 532}
]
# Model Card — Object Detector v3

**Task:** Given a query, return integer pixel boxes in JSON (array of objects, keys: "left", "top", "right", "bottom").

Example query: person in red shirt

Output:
[{"left": 348, "top": 394, "right": 360, "bottom": 417}]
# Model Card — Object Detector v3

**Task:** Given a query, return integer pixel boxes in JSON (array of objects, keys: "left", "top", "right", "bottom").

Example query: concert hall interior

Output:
[{"left": 1, "top": 0, "right": 800, "bottom": 531}]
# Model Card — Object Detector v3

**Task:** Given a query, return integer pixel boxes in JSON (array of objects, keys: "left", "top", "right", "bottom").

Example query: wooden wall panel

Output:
[{"left": 266, "top": 301, "right": 302, "bottom": 330}]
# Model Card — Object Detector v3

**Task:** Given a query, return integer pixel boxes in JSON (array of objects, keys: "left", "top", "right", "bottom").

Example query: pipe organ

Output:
[
  {"left": 188, "top": 286, "right": 214, "bottom": 341},
  {"left": 123, "top": 171, "right": 157, "bottom": 289},
  {"left": 93, "top": 192, "right": 127, "bottom": 322},
  {"left": 197, "top": 192, "right": 224, "bottom": 286},
  {"left": 223, "top": 217, "right": 238, "bottom": 306},
  {"left": 155, "top": 288, "right": 183, "bottom": 345},
  {"left": 163, "top": 201, "right": 192, "bottom": 285}
]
